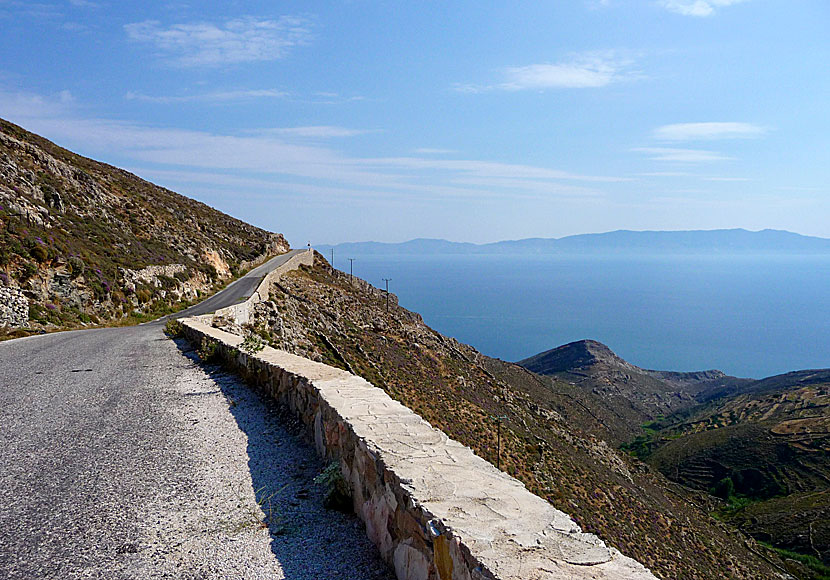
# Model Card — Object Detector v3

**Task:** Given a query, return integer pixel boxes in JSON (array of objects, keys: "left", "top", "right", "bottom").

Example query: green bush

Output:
[
  {"left": 164, "top": 318, "right": 183, "bottom": 338},
  {"left": 135, "top": 288, "right": 152, "bottom": 303},
  {"left": 197, "top": 337, "right": 219, "bottom": 362},
  {"left": 20, "top": 261, "right": 37, "bottom": 280},
  {"left": 68, "top": 256, "right": 85, "bottom": 278},
  {"left": 711, "top": 477, "right": 735, "bottom": 500},
  {"left": 239, "top": 332, "right": 265, "bottom": 354},
  {"left": 314, "top": 461, "right": 352, "bottom": 512}
]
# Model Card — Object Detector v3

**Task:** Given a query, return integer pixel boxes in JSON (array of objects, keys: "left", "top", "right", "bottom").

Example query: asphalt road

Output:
[
  {"left": 172, "top": 249, "right": 307, "bottom": 318},
  {"left": 0, "top": 250, "right": 391, "bottom": 579}
]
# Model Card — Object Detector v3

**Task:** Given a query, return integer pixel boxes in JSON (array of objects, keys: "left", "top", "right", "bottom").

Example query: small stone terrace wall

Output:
[{"left": 179, "top": 317, "right": 657, "bottom": 580}]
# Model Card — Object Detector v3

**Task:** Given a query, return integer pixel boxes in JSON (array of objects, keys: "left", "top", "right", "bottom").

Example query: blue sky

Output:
[{"left": 1, "top": 0, "right": 828, "bottom": 245}]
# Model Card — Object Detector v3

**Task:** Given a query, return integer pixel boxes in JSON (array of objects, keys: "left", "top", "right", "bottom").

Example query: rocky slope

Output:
[
  {"left": 523, "top": 339, "right": 830, "bottom": 574},
  {"left": 218, "top": 255, "right": 792, "bottom": 580},
  {"left": 0, "top": 118, "right": 288, "bottom": 334},
  {"left": 520, "top": 339, "right": 752, "bottom": 443}
]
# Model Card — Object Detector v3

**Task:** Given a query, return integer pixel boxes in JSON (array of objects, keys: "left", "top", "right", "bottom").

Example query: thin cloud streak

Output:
[
  {"left": 456, "top": 51, "right": 639, "bottom": 92},
  {"left": 124, "top": 16, "right": 312, "bottom": 67},
  {"left": 654, "top": 122, "right": 766, "bottom": 141},
  {"left": 659, "top": 0, "right": 750, "bottom": 17},
  {"left": 250, "top": 126, "right": 376, "bottom": 138},
  {"left": 634, "top": 147, "right": 733, "bottom": 162},
  {"left": 125, "top": 89, "right": 288, "bottom": 104}
]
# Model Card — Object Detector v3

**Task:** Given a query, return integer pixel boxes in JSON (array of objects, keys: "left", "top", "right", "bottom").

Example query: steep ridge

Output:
[
  {"left": 215, "top": 255, "right": 790, "bottom": 580},
  {"left": 525, "top": 338, "right": 830, "bottom": 573},
  {"left": 0, "top": 118, "right": 288, "bottom": 335},
  {"left": 519, "top": 339, "right": 751, "bottom": 443}
]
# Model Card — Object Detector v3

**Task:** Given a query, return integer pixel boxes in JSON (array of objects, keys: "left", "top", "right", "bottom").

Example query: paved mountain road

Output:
[
  {"left": 0, "top": 252, "right": 392, "bottom": 579},
  {"left": 170, "top": 248, "right": 307, "bottom": 318}
]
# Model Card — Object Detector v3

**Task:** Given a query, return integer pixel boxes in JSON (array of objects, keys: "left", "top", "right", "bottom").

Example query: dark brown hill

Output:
[
  {"left": 0, "top": 118, "right": 288, "bottom": 334},
  {"left": 519, "top": 339, "right": 750, "bottom": 442}
]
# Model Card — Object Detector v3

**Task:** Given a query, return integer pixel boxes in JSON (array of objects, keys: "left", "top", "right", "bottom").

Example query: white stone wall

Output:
[
  {"left": 212, "top": 250, "right": 314, "bottom": 326},
  {"left": 180, "top": 317, "right": 658, "bottom": 580},
  {"left": 0, "top": 285, "right": 28, "bottom": 327}
]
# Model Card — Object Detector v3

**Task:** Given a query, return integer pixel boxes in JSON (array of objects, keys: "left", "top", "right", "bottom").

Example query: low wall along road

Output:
[{"left": 180, "top": 252, "right": 656, "bottom": 580}]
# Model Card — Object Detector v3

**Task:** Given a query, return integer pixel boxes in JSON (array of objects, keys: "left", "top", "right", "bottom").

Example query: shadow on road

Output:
[{"left": 173, "top": 339, "right": 394, "bottom": 580}]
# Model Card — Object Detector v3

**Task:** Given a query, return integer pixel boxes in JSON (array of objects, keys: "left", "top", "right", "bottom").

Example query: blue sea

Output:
[{"left": 335, "top": 253, "right": 830, "bottom": 379}]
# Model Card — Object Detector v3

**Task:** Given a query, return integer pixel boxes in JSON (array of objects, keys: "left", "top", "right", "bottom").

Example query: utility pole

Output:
[
  {"left": 382, "top": 278, "right": 392, "bottom": 313},
  {"left": 348, "top": 258, "right": 355, "bottom": 283},
  {"left": 330, "top": 248, "right": 334, "bottom": 268},
  {"left": 491, "top": 415, "right": 507, "bottom": 470}
]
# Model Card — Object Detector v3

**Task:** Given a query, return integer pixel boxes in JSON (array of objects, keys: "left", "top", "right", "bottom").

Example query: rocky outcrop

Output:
[{"left": 0, "top": 285, "right": 28, "bottom": 327}]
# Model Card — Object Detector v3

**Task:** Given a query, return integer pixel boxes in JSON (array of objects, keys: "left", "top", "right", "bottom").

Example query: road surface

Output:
[
  {"left": 172, "top": 249, "right": 307, "bottom": 318},
  {"left": 0, "top": 251, "right": 392, "bottom": 579}
]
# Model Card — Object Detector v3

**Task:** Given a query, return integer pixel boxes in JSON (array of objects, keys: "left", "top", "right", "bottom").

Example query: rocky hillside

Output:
[
  {"left": 0, "top": 118, "right": 288, "bottom": 334},
  {"left": 520, "top": 339, "right": 752, "bottom": 443},
  {"left": 214, "top": 255, "right": 794, "bottom": 580},
  {"left": 524, "top": 339, "right": 830, "bottom": 575},
  {"left": 637, "top": 375, "right": 830, "bottom": 573}
]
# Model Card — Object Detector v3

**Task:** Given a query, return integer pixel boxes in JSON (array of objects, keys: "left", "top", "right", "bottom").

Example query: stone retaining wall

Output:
[
  {"left": 212, "top": 249, "right": 314, "bottom": 325},
  {"left": 0, "top": 285, "right": 28, "bottom": 327},
  {"left": 179, "top": 317, "right": 657, "bottom": 580}
]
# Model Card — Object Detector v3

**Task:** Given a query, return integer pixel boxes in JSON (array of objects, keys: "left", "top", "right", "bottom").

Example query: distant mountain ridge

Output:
[{"left": 319, "top": 229, "right": 830, "bottom": 255}]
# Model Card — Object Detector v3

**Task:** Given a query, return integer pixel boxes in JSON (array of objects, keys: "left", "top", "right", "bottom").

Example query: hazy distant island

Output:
[{"left": 319, "top": 228, "right": 830, "bottom": 255}]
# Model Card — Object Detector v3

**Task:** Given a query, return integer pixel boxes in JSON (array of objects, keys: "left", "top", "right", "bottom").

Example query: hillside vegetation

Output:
[
  {"left": 217, "top": 255, "right": 793, "bottom": 580},
  {"left": 638, "top": 377, "right": 830, "bottom": 571},
  {"left": 522, "top": 338, "right": 829, "bottom": 575},
  {"left": 0, "top": 118, "right": 288, "bottom": 334}
]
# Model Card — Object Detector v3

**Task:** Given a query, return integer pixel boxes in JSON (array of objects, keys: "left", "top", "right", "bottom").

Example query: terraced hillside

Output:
[
  {"left": 216, "top": 255, "right": 792, "bottom": 580},
  {"left": 0, "top": 118, "right": 288, "bottom": 334},
  {"left": 641, "top": 375, "right": 830, "bottom": 569}
]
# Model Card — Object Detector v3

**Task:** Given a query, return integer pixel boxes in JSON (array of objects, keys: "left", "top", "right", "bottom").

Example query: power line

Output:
[
  {"left": 382, "top": 278, "right": 392, "bottom": 312},
  {"left": 491, "top": 415, "right": 507, "bottom": 470}
]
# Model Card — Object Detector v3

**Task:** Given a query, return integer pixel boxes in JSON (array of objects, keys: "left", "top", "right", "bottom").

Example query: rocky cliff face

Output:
[{"left": 0, "top": 118, "right": 289, "bottom": 333}]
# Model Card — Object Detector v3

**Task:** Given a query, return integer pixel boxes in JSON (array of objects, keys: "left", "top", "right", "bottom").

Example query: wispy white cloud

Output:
[
  {"left": 124, "top": 16, "right": 312, "bottom": 67},
  {"left": 309, "top": 92, "right": 366, "bottom": 104},
  {"left": 125, "top": 89, "right": 288, "bottom": 104},
  {"left": 703, "top": 177, "right": 750, "bottom": 182},
  {"left": 354, "top": 157, "right": 629, "bottom": 182},
  {"left": 654, "top": 122, "right": 766, "bottom": 141},
  {"left": 659, "top": 0, "right": 749, "bottom": 17},
  {"left": 0, "top": 1, "right": 63, "bottom": 20},
  {"left": 0, "top": 88, "right": 625, "bottom": 206},
  {"left": 68, "top": 0, "right": 100, "bottom": 8},
  {"left": 414, "top": 148, "right": 458, "bottom": 155},
  {"left": 456, "top": 51, "right": 639, "bottom": 93},
  {"left": 250, "top": 126, "right": 375, "bottom": 138},
  {"left": 639, "top": 171, "right": 693, "bottom": 177},
  {"left": 634, "top": 147, "right": 733, "bottom": 162}
]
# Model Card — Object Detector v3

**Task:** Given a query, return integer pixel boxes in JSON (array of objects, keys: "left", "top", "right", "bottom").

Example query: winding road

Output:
[{"left": 0, "top": 251, "right": 392, "bottom": 579}]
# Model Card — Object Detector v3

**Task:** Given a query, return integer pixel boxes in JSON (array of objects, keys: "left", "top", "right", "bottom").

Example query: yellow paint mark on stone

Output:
[{"left": 434, "top": 534, "right": 454, "bottom": 580}]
